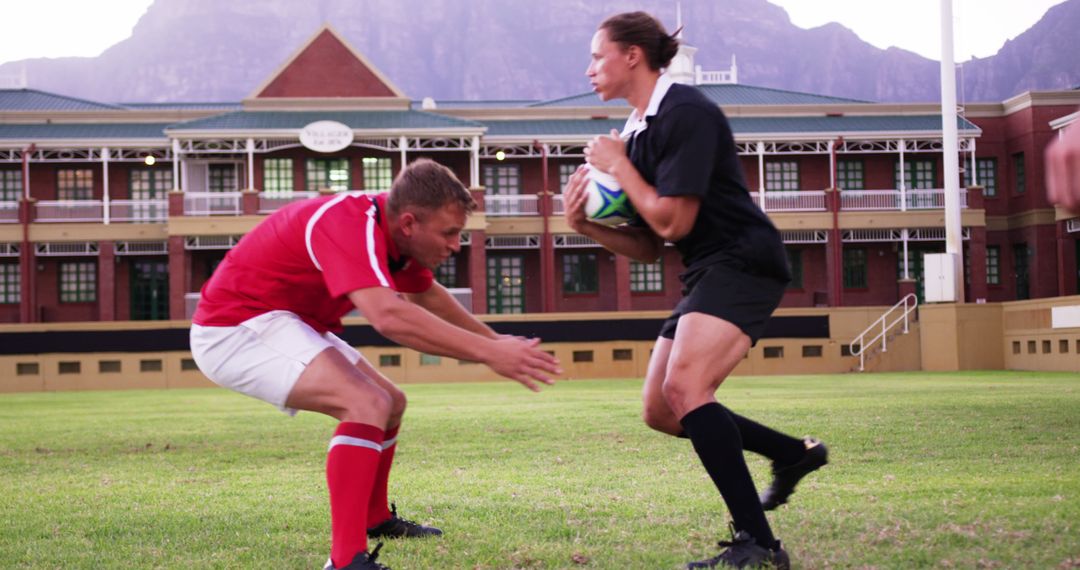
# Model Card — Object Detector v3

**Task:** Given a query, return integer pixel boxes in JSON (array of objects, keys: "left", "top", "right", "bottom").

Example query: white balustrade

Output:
[
  {"left": 109, "top": 199, "right": 169, "bottom": 223},
  {"left": 484, "top": 194, "right": 540, "bottom": 217},
  {"left": 761, "top": 190, "right": 827, "bottom": 212},
  {"left": 840, "top": 190, "right": 902, "bottom": 211},
  {"left": 551, "top": 194, "right": 565, "bottom": 216},
  {"left": 184, "top": 191, "right": 243, "bottom": 216},
  {"left": 0, "top": 201, "right": 19, "bottom": 223},
  {"left": 35, "top": 200, "right": 104, "bottom": 222},
  {"left": 840, "top": 189, "right": 968, "bottom": 211},
  {"left": 258, "top": 191, "right": 319, "bottom": 214}
]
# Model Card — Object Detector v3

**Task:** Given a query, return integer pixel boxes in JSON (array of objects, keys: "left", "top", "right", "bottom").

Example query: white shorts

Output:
[{"left": 190, "top": 310, "right": 362, "bottom": 415}]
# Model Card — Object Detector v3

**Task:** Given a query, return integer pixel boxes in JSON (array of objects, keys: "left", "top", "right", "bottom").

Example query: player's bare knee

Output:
[
  {"left": 642, "top": 405, "right": 679, "bottom": 435},
  {"left": 661, "top": 376, "right": 700, "bottom": 412},
  {"left": 389, "top": 386, "right": 407, "bottom": 415},
  {"left": 386, "top": 387, "right": 407, "bottom": 422},
  {"left": 339, "top": 385, "right": 392, "bottom": 424}
]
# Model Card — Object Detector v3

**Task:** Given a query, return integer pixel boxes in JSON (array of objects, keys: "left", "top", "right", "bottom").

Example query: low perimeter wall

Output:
[
  {"left": 3, "top": 297, "right": 1074, "bottom": 394},
  {"left": 919, "top": 295, "right": 1080, "bottom": 373},
  {"left": 0, "top": 308, "right": 914, "bottom": 393}
]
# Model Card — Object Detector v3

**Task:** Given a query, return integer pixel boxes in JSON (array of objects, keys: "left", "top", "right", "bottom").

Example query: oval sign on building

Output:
[{"left": 300, "top": 120, "right": 354, "bottom": 153}]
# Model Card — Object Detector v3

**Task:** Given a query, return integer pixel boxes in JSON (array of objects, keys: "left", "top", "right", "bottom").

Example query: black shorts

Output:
[{"left": 659, "top": 263, "right": 787, "bottom": 346}]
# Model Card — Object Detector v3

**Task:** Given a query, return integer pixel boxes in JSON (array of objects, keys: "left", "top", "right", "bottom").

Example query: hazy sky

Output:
[
  {"left": 768, "top": 0, "right": 1069, "bottom": 60},
  {"left": 0, "top": 0, "right": 1070, "bottom": 65}
]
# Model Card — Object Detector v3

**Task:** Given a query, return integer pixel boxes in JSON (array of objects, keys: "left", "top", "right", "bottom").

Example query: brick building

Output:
[{"left": 0, "top": 26, "right": 1077, "bottom": 324}]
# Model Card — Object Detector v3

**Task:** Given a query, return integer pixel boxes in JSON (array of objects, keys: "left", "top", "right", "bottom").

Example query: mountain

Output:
[{"left": 1, "top": 0, "right": 1078, "bottom": 104}]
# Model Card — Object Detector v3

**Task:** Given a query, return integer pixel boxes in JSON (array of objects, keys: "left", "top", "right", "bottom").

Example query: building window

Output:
[
  {"left": 57, "top": 168, "right": 94, "bottom": 200},
  {"left": 836, "top": 160, "right": 864, "bottom": 191},
  {"left": 129, "top": 168, "right": 173, "bottom": 199},
  {"left": 60, "top": 261, "right": 96, "bottom": 303},
  {"left": 208, "top": 164, "right": 237, "bottom": 193},
  {"left": 0, "top": 263, "right": 20, "bottom": 304},
  {"left": 965, "top": 157, "right": 997, "bottom": 197},
  {"left": 1013, "top": 153, "right": 1025, "bottom": 194},
  {"left": 572, "top": 350, "right": 594, "bottom": 363},
  {"left": 785, "top": 247, "right": 803, "bottom": 289},
  {"left": 487, "top": 255, "right": 524, "bottom": 314},
  {"left": 362, "top": 157, "right": 393, "bottom": 191},
  {"left": 128, "top": 168, "right": 172, "bottom": 221},
  {"left": 483, "top": 164, "right": 521, "bottom": 195},
  {"left": 306, "top": 158, "right": 350, "bottom": 192},
  {"left": 419, "top": 354, "right": 442, "bottom": 366},
  {"left": 765, "top": 161, "right": 799, "bottom": 191},
  {"left": 630, "top": 260, "right": 663, "bottom": 293},
  {"left": 843, "top": 248, "right": 867, "bottom": 289},
  {"left": 379, "top": 354, "right": 402, "bottom": 367},
  {"left": 763, "top": 346, "right": 784, "bottom": 358},
  {"left": 562, "top": 253, "right": 598, "bottom": 294},
  {"left": 1013, "top": 243, "right": 1030, "bottom": 300},
  {"left": 263, "top": 158, "right": 294, "bottom": 194},
  {"left": 0, "top": 169, "right": 22, "bottom": 201},
  {"left": 986, "top": 246, "right": 1000, "bottom": 285},
  {"left": 613, "top": 348, "right": 633, "bottom": 361},
  {"left": 896, "top": 159, "right": 936, "bottom": 189},
  {"left": 558, "top": 163, "right": 579, "bottom": 190},
  {"left": 434, "top": 257, "right": 457, "bottom": 287}
]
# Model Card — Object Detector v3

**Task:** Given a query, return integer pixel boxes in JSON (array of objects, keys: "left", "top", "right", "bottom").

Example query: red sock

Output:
[
  {"left": 327, "top": 422, "right": 383, "bottom": 569},
  {"left": 367, "top": 424, "right": 399, "bottom": 526}
]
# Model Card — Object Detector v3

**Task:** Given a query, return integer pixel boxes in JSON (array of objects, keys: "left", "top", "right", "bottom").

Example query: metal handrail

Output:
[{"left": 850, "top": 293, "right": 918, "bottom": 371}]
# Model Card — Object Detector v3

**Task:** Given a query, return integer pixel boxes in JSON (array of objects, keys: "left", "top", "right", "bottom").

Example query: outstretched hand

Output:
[{"left": 484, "top": 336, "right": 562, "bottom": 392}]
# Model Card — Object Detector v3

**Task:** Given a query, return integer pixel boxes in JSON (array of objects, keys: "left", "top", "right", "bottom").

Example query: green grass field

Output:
[{"left": 1, "top": 372, "right": 1079, "bottom": 569}]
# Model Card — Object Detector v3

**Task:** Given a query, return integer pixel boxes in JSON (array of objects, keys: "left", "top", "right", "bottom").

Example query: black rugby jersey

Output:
[{"left": 627, "top": 83, "right": 791, "bottom": 282}]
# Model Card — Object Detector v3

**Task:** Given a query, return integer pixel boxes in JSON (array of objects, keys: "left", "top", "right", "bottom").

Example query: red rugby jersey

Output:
[{"left": 193, "top": 192, "right": 433, "bottom": 333}]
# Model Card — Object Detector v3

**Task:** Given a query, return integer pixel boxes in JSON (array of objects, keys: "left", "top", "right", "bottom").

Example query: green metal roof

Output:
[
  {"left": 120, "top": 102, "right": 243, "bottom": 111},
  {"left": 530, "top": 84, "right": 870, "bottom": 108},
  {"left": 480, "top": 115, "right": 978, "bottom": 138},
  {"left": 409, "top": 100, "right": 537, "bottom": 110},
  {"left": 482, "top": 119, "right": 625, "bottom": 137},
  {"left": 0, "top": 89, "right": 125, "bottom": 111},
  {"left": 727, "top": 115, "right": 980, "bottom": 134},
  {"left": 696, "top": 84, "right": 868, "bottom": 105},
  {"left": 528, "top": 92, "right": 629, "bottom": 108},
  {"left": 0, "top": 123, "right": 173, "bottom": 140},
  {"left": 168, "top": 110, "right": 483, "bottom": 131}
]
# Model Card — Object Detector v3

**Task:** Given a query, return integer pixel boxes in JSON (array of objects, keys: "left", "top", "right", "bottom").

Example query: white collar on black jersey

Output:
[{"left": 620, "top": 72, "right": 675, "bottom": 140}]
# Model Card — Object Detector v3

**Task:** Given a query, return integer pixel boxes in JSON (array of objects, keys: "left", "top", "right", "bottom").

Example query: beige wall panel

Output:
[
  {"left": 30, "top": 223, "right": 168, "bottom": 241},
  {"left": 166, "top": 216, "right": 262, "bottom": 236}
]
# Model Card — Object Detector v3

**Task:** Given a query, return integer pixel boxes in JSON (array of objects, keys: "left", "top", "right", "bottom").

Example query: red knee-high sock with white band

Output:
[
  {"left": 327, "top": 422, "right": 384, "bottom": 568},
  {"left": 367, "top": 424, "right": 399, "bottom": 526}
]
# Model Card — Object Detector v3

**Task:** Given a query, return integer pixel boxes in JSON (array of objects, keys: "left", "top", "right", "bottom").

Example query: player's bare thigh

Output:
[
  {"left": 285, "top": 347, "right": 393, "bottom": 425},
  {"left": 662, "top": 312, "right": 751, "bottom": 419}
]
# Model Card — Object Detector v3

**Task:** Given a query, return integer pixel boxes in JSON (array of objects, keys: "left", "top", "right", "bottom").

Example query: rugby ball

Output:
[{"left": 584, "top": 166, "right": 636, "bottom": 226}]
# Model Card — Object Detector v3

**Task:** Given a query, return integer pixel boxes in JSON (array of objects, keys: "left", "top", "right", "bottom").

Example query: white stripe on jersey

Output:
[
  {"left": 381, "top": 436, "right": 397, "bottom": 450},
  {"left": 365, "top": 204, "right": 391, "bottom": 287},
  {"left": 305, "top": 192, "right": 358, "bottom": 272},
  {"left": 327, "top": 435, "right": 383, "bottom": 453}
]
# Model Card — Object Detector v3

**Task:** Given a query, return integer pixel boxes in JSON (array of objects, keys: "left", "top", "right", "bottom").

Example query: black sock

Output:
[
  {"left": 679, "top": 413, "right": 805, "bottom": 466},
  {"left": 727, "top": 411, "right": 805, "bottom": 466},
  {"left": 681, "top": 402, "right": 777, "bottom": 549}
]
